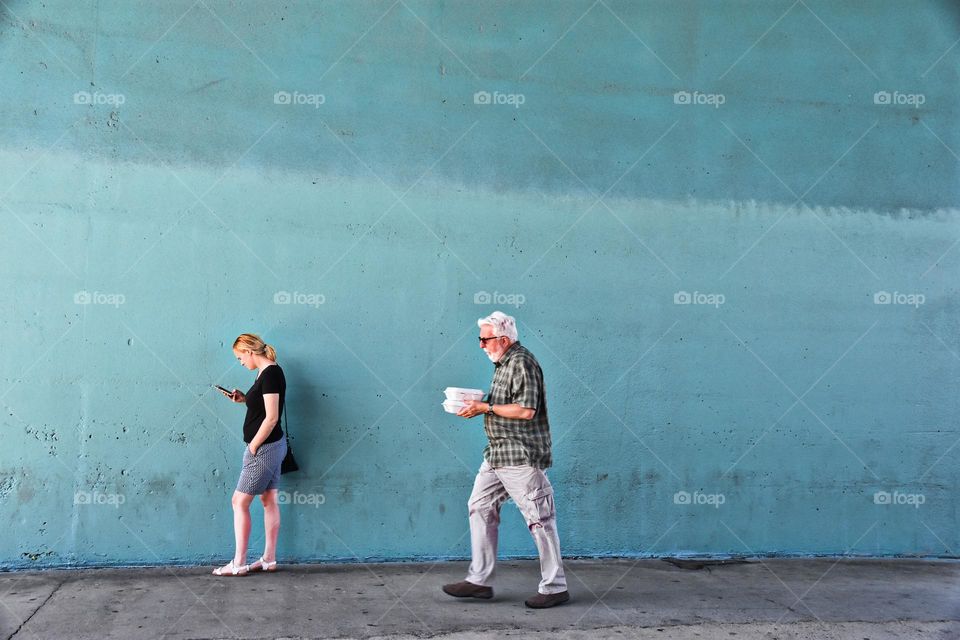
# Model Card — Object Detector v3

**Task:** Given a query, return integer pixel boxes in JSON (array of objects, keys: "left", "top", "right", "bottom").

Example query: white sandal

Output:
[
  {"left": 248, "top": 556, "right": 278, "bottom": 573},
  {"left": 212, "top": 560, "right": 248, "bottom": 576}
]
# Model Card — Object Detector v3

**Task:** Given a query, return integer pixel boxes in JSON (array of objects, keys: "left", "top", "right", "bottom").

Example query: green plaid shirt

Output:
[{"left": 483, "top": 342, "right": 553, "bottom": 469}]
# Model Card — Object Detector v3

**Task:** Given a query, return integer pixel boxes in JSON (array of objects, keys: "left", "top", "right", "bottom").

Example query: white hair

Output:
[{"left": 477, "top": 310, "right": 518, "bottom": 342}]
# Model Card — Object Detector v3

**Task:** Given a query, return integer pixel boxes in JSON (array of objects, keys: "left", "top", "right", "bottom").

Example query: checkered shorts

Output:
[{"left": 236, "top": 438, "right": 286, "bottom": 495}]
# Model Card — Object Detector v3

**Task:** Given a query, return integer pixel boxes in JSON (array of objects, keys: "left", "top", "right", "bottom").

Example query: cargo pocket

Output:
[{"left": 521, "top": 485, "right": 555, "bottom": 527}]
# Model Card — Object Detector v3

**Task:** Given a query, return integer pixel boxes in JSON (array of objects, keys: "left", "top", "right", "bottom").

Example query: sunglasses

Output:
[{"left": 478, "top": 336, "right": 504, "bottom": 344}]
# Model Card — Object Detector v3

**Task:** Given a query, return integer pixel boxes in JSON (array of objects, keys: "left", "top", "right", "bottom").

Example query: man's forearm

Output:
[{"left": 490, "top": 403, "right": 535, "bottom": 420}]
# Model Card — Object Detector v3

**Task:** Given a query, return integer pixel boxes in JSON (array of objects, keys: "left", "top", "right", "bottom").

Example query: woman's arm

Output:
[{"left": 248, "top": 393, "right": 279, "bottom": 453}]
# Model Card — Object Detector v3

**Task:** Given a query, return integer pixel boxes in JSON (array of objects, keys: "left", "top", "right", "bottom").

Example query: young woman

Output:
[{"left": 213, "top": 333, "right": 287, "bottom": 576}]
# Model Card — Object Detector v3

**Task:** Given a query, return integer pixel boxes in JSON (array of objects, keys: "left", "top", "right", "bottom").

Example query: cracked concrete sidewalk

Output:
[{"left": 1, "top": 558, "right": 957, "bottom": 639}]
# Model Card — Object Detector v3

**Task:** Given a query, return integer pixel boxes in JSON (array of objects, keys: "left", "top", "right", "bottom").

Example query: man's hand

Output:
[
  {"left": 248, "top": 442, "right": 257, "bottom": 455},
  {"left": 457, "top": 399, "right": 490, "bottom": 419}
]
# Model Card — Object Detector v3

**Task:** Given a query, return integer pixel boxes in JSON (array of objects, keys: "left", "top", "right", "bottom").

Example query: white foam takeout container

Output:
[
  {"left": 442, "top": 399, "right": 467, "bottom": 414},
  {"left": 444, "top": 387, "right": 485, "bottom": 401}
]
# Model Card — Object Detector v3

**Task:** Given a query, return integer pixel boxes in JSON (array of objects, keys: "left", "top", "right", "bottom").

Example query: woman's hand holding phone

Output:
[{"left": 214, "top": 385, "right": 244, "bottom": 403}]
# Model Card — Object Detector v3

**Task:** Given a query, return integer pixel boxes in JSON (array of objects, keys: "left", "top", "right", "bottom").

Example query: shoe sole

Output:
[
  {"left": 525, "top": 596, "right": 570, "bottom": 609},
  {"left": 442, "top": 588, "right": 494, "bottom": 599}
]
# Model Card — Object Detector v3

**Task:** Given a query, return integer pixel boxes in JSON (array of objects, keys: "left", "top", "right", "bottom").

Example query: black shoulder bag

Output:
[{"left": 280, "top": 408, "right": 299, "bottom": 474}]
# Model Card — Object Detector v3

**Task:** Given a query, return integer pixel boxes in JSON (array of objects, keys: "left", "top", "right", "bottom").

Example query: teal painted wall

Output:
[{"left": 1, "top": 0, "right": 958, "bottom": 568}]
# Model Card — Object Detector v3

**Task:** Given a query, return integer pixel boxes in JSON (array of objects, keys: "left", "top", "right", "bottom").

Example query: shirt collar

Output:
[{"left": 494, "top": 341, "right": 522, "bottom": 368}]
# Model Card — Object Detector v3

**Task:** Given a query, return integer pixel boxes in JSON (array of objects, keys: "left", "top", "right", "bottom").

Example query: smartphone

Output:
[{"left": 213, "top": 384, "right": 232, "bottom": 395}]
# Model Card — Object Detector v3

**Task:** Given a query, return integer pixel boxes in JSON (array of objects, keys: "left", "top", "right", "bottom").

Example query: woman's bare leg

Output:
[
  {"left": 231, "top": 490, "right": 255, "bottom": 565},
  {"left": 214, "top": 490, "right": 255, "bottom": 574},
  {"left": 260, "top": 489, "right": 280, "bottom": 563}
]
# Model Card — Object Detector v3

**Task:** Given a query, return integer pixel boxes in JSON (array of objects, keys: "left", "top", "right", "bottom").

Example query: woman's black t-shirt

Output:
[{"left": 242, "top": 364, "right": 285, "bottom": 444}]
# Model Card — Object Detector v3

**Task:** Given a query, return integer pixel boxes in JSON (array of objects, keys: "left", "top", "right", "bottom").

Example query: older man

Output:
[{"left": 442, "top": 311, "right": 569, "bottom": 609}]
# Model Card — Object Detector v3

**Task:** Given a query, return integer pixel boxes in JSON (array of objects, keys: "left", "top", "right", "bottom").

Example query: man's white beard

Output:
[{"left": 486, "top": 350, "right": 500, "bottom": 363}]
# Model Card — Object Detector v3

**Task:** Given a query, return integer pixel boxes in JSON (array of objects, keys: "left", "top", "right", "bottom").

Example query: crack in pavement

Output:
[{"left": 6, "top": 578, "right": 66, "bottom": 640}]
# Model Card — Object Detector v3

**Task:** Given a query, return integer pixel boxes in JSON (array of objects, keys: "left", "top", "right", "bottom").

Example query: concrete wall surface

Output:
[{"left": 1, "top": 0, "right": 958, "bottom": 568}]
